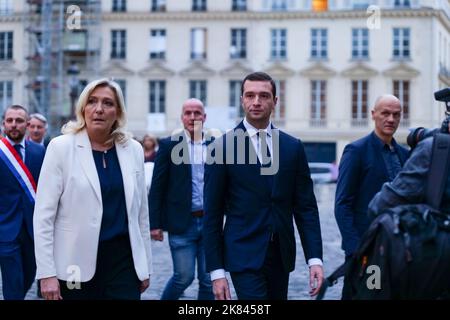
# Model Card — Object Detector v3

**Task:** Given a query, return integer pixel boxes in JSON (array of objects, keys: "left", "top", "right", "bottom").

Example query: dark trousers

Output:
[
  {"left": 59, "top": 234, "right": 141, "bottom": 300},
  {"left": 0, "top": 226, "right": 36, "bottom": 300},
  {"left": 341, "top": 255, "right": 353, "bottom": 300},
  {"left": 230, "top": 235, "right": 289, "bottom": 300}
]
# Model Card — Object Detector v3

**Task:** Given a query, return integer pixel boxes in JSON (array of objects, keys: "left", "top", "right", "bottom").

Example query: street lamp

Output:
[{"left": 67, "top": 61, "right": 80, "bottom": 119}]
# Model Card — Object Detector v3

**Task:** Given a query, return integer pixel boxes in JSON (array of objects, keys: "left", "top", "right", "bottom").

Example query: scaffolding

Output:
[{"left": 25, "top": 0, "right": 101, "bottom": 136}]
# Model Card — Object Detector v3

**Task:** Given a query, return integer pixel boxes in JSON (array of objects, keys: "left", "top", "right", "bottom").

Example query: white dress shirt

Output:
[{"left": 243, "top": 118, "right": 273, "bottom": 164}]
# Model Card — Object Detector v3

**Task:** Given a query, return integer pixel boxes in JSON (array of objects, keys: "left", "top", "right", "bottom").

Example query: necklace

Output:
[{"left": 102, "top": 150, "right": 107, "bottom": 169}]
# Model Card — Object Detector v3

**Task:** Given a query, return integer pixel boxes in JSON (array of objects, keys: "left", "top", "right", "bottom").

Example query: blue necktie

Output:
[{"left": 13, "top": 144, "right": 23, "bottom": 160}]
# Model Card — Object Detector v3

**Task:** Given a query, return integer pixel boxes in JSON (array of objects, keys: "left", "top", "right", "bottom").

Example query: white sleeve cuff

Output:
[
  {"left": 210, "top": 269, "right": 226, "bottom": 281},
  {"left": 308, "top": 258, "right": 323, "bottom": 267}
]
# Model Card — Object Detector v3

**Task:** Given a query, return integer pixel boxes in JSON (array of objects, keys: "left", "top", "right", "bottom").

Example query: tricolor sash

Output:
[{"left": 0, "top": 137, "right": 37, "bottom": 203}]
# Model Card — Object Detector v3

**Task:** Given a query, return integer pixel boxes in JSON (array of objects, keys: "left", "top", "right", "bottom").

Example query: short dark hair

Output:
[
  {"left": 240, "top": 72, "right": 276, "bottom": 98},
  {"left": 2, "top": 105, "right": 29, "bottom": 120}
]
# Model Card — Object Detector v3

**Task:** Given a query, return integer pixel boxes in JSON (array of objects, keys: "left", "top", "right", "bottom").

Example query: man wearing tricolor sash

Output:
[{"left": 0, "top": 105, "right": 45, "bottom": 300}]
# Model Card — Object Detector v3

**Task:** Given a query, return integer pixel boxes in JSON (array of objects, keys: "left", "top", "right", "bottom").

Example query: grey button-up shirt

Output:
[{"left": 186, "top": 134, "right": 206, "bottom": 212}]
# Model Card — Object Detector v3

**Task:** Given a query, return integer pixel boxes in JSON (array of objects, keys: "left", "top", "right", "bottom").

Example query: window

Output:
[
  {"left": 229, "top": 80, "right": 243, "bottom": 118},
  {"left": 311, "top": 28, "right": 327, "bottom": 59},
  {"left": 310, "top": 80, "right": 327, "bottom": 126},
  {"left": 270, "top": 29, "right": 287, "bottom": 60},
  {"left": 271, "top": 0, "right": 288, "bottom": 10},
  {"left": 232, "top": 0, "right": 247, "bottom": 11},
  {"left": 0, "top": 31, "right": 13, "bottom": 60},
  {"left": 79, "top": 79, "right": 88, "bottom": 91},
  {"left": 352, "top": 0, "right": 370, "bottom": 9},
  {"left": 149, "top": 81, "right": 166, "bottom": 113},
  {"left": 191, "top": 28, "right": 207, "bottom": 60},
  {"left": 273, "top": 80, "right": 285, "bottom": 120},
  {"left": 393, "top": 28, "right": 410, "bottom": 59},
  {"left": 115, "top": 79, "right": 126, "bottom": 104},
  {"left": 150, "top": 29, "right": 166, "bottom": 59},
  {"left": 189, "top": 80, "right": 207, "bottom": 105},
  {"left": 34, "top": 83, "right": 42, "bottom": 108},
  {"left": 393, "top": 80, "right": 409, "bottom": 126},
  {"left": 0, "top": 80, "right": 12, "bottom": 115},
  {"left": 351, "top": 80, "right": 368, "bottom": 127},
  {"left": 351, "top": 28, "right": 369, "bottom": 59},
  {"left": 192, "top": 0, "right": 207, "bottom": 11},
  {"left": 394, "top": 0, "right": 410, "bottom": 8},
  {"left": 312, "top": 0, "right": 329, "bottom": 11},
  {"left": 230, "top": 29, "right": 246, "bottom": 59},
  {"left": 151, "top": 0, "right": 166, "bottom": 12},
  {"left": 112, "top": 0, "right": 126, "bottom": 12},
  {"left": 0, "top": 0, "right": 12, "bottom": 15},
  {"left": 111, "top": 30, "right": 126, "bottom": 59},
  {"left": 32, "top": 31, "right": 42, "bottom": 56}
]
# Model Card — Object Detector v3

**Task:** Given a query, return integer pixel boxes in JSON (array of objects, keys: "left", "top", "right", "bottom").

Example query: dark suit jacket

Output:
[
  {"left": 149, "top": 131, "right": 214, "bottom": 234},
  {"left": 335, "top": 131, "right": 409, "bottom": 256},
  {"left": 203, "top": 122, "right": 323, "bottom": 274},
  {"left": 43, "top": 136, "right": 51, "bottom": 149},
  {"left": 0, "top": 140, "right": 45, "bottom": 242}
]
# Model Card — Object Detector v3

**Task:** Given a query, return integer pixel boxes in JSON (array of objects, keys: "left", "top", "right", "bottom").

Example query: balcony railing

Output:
[
  {"left": 399, "top": 118, "right": 410, "bottom": 127},
  {"left": 351, "top": 118, "right": 369, "bottom": 127},
  {"left": 190, "top": 52, "right": 207, "bottom": 60},
  {"left": 309, "top": 118, "right": 327, "bottom": 127}
]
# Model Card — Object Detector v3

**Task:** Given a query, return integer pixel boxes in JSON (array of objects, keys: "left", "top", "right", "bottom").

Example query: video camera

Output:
[{"left": 406, "top": 88, "right": 450, "bottom": 149}]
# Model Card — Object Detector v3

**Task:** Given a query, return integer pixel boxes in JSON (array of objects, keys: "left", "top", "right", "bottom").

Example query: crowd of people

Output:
[{"left": 0, "top": 71, "right": 448, "bottom": 300}]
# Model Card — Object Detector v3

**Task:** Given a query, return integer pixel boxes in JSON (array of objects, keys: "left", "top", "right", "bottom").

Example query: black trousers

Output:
[
  {"left": 230, "top": 234, "right": 290, "bottom": 300},
  {"left": 341, "top": 255, "right": 353, "bottom": 300},
  {"left": 59, "top": 234, "right": 141, "bottom": 300}
]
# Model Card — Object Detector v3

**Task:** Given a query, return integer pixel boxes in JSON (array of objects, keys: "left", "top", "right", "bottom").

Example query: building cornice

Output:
[
  {"left": 0, "top": 62, "right": 21, "bottom": 76},
  {"left": 3, "top": 9, "right": 449, "bottom": 32},
  {"left": 101, "top": 9, "right": 446, "bottom": 22},
  {"left": 263, "top": 62, "right": 295, "bottom": 77},
  {"left": 0, "top": 13, "right": 24, "bottom": 23},
  {"left": 100, "top": 60, "right": 135, "bottom": 76},
  {"left": 180, "top": 61, "right": 215, "bottom": 77},
  {"left": 300, "top": 62, "right": 337, "bottom": 79},
  {"left": 138, "top": 61, "right": 176, "bottom": 78},
  {"left": 382, "top": 63, "right": 420, "bottom": 79},
  {"left": 341, "top": 63, "right": 378, "bottom": 78},
  {"left": 438, "top": 10, "right": 450, "bottom": 33},
  {"left": 220, "top": 60, "right": 253, "bottom": 77}
]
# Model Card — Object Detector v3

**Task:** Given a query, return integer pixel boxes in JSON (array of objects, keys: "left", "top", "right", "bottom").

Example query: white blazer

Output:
[{"left": 33, "top": 130, "right": 152, "bottom": 282}]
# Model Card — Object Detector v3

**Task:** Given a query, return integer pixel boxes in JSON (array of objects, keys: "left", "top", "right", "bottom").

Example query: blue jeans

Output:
[{"left": 161, "top": 217, "right": 213, "bottom": 300}]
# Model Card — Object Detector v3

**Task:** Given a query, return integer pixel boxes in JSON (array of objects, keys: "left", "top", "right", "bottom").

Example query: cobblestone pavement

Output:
[{"left": 1, "top": 183, "right": 344, "bottom": 300}]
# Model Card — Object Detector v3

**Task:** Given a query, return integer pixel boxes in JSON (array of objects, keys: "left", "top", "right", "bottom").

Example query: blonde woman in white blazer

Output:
[{"left": 33, "top": 79, "right": 152, "bottom": 300}]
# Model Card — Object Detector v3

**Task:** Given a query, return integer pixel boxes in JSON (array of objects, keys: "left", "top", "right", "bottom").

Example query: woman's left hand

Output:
[{"left": 140, "top": 278, "right": 150, "bottom": 293}]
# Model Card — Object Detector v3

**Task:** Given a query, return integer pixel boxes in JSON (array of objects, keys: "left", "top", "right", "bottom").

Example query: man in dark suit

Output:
[
  {"left": 27, "top": 113, "right": 50, "bottom": 148},
  {"left": 203, "top": 72, "right": 323, "bottom": 300},
  {"left": 26, "top": 112, "right": 50, "bottom": 299},
  {"left": 0, "top": 105, "right": 45, "bottom": 300},
  {"left": 335, "top": 94, "right": 409, "bottom": 299},
  {"left": 149, "top": 98, "right": 214, "bottom": 300}
]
